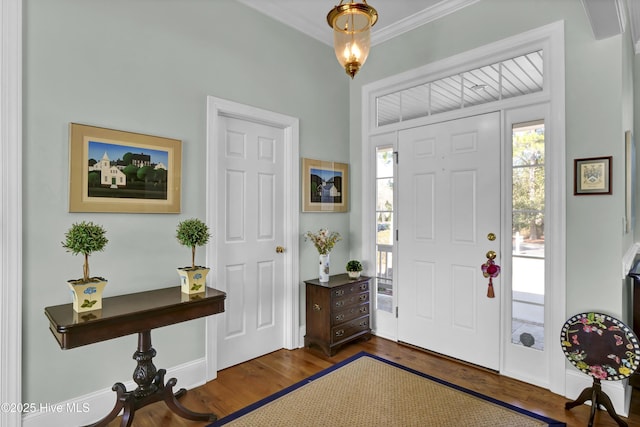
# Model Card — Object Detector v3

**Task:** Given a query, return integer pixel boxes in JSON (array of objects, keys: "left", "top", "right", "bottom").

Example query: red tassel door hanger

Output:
[{"left": 481, "top": 250, "right": 500, "bottom": 298}]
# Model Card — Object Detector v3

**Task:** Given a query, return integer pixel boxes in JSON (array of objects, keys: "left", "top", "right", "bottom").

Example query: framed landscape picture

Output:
[
  {"left": 302, "top": 158, "right": 348, "bottom": 212},
  {"left": 69, "top": 123, "right": 182, "bottom": 213}
]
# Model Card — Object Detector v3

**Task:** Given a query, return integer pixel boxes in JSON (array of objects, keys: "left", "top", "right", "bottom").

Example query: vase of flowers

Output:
[{"left": 305, "top": 228, "right": 341, "bottom": 282}]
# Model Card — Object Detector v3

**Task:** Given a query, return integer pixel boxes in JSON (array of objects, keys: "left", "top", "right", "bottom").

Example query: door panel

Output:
[
  {"left": 217, "top": 116, "right": 285, "bottom": 370},
  {"left": 397, "top": 112, "right": 501, "bottom": 370}
]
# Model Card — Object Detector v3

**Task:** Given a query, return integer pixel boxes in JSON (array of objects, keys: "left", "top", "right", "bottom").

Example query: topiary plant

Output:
[
  {"left": 176, "top": 218, "right": 211, "bottom": 269},
  {"left": 62, "top": 221, "right": 108, "bottom": 283}
]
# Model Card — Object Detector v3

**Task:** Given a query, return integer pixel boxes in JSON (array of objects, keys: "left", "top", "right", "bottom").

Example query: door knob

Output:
[
  {"left": 487, "top": 233, "right": 496, "bottom": 241},
  {"left": 276, "top": 246, "right": 285, "bottom": 253}
]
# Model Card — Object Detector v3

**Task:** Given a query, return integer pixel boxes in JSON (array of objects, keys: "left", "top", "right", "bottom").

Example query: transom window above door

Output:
[{"left": 376, "top": 50, "right": 544, "bottom": 127}]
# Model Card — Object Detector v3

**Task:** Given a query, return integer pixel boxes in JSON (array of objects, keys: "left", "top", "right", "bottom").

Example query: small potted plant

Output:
[
  {"left": 346, "top": 260, "right": 363, "bottom": 279},
  {"left": 62, "top": 221, "right": 109, "bottom": 312},
  {"left": 176, "top": 218, "right": 211, "bottom": 294}
]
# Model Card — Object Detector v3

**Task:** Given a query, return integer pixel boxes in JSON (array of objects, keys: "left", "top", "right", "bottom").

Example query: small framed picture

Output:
[
  {"left": 302, "top": 158, "right": 348, "bottom": 212},
  {"left": 574, "top": 156, "right": 612, "bottom": 195}
]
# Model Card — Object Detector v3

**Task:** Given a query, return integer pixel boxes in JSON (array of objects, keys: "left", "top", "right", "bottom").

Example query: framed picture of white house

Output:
[
  {"left": 68, "top": 123, "right": 182, "bottom": 213},
  {"left": 302, "top": 158, "right": 348, "bottom": 212}
]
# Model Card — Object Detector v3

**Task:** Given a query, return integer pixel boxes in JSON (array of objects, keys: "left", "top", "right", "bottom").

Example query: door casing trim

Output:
[
  {"left": 1, "top": 1, "right": 23, "bottom": 426},
  {"left": 205, "top": 96, "right": 300, "bottom": 381},
  {"left": 360, "top": 21, "right": 565, "bottom": 395}
]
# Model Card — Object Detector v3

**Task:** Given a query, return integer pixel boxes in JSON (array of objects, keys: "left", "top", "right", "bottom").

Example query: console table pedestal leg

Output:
[{"left": 84, "top": 330, "right": 216, "bottom": 427}]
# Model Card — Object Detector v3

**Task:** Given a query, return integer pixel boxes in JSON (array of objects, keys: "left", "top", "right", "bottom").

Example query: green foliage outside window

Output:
[{"left": 512, "top": 128, "right": 545, "bottom": 241}]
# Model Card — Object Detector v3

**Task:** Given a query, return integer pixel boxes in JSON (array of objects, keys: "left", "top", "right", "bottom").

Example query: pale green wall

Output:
[
  {"left": 24, "top": 0, "right": 639, "bottom": 408},
  {"left": 24, "top": 0, "right": 349, "bottom": 404},
  {"left": 348, "top": 0, "right": 634, "bottom": 317}
]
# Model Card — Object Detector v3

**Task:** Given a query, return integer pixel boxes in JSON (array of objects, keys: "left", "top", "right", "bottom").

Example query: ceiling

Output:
[
  {"left": 236, "top": 0, "right": 480, "bottom": 47},
  {"left": 238, "top": 0, "right": 640, "bottom": 53}
]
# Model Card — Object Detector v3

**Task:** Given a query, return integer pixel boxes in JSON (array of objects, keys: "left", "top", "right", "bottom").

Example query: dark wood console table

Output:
[{"left": 44, "top": 286, "right": 226, "bottom": 427}]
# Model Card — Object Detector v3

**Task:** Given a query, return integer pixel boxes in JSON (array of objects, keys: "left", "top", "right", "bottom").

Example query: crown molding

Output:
[
  {"left": 372, "top": 0, "right": 480, "bottom": 46},
  {"left": 236, "top": 0, "right": 331, "bottom": 45},
  {"left": 237, "top": 0, "right": 480, "bottom": 47}
]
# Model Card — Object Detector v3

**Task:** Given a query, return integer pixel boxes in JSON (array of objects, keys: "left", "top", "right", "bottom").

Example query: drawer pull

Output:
[
  {"left": 360, "top": 284, "right": 367, "bottom": 290},
  {"left": 335, "top": 290, "right": 345, "bottom": 296},
  {"left": 335, "top": 314, "right": 345, "bottom": 321},
  {"left": 335, "top": 301, "right": 345, "bottom": 308},
  {"left": 360, "top": 307, "right": 368, "bottom": 313},
  {"left": 335, "top": 330, "right": 345, "bottom": 337},
  {"left": 313, "top": 303, "right": 322, "bottom": 311},
  {"left": 359, "top": 294, "right": 367, "bottom": 301},
  {"left": 359, "top": 320, "right": 368, "bottom": 327}
]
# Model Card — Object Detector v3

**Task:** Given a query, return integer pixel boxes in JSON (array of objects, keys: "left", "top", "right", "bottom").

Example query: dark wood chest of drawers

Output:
[{"left": 304, "top": 274, "right": 371, "bottom": 356}]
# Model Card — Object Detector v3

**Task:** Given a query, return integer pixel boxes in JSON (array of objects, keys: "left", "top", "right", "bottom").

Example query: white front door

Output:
[
  {"left": 216, "top": 115, "right": 286, "bottom": 370},
  {"left": 397, "top": 112, "right": 501, "bottom": 370}
]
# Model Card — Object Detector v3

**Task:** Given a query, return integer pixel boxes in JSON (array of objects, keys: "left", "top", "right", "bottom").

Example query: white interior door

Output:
[
  {"left": 397, "top": 112, "right": 501, "bottom": 370},
  {"left": 216, "top": 115, "right": 286, "bottom": 370}
]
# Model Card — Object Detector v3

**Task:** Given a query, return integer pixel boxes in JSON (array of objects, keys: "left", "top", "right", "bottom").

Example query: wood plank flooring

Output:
[{"left": 106, "top": 336, "right": 640, "bottom": 426}]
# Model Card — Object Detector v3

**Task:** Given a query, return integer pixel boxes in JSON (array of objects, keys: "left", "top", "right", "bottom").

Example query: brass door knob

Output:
[{"left": 276, "top": 246, "right": 285, "bottom": 253}]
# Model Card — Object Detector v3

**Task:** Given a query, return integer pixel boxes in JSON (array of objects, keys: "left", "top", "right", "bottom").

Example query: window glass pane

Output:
[
  {"left": 462, "top": 66, "right": 500, "bottom": 107},
  {"left": 376, "top": 251, "right": 393, "bottom": 313},
  {"left": 512, "top": 211, "right": 544, "bottom": 255},
  {"left": 376, "top": 149, "right": 394, "bottom": 177},
  {"left": 376, "top": 93, "right": 400, "bottom": 127},
  {"left": 511, "top": 121, "right": 545, "bottom": 351},
  {"left": 401, "top": 84, "right": 429, "bottom": 121},
  {"left": 376, "top": 213, "right": 393, "bottom": 245},
  {"left": 376, "top": 146, "right": 394, "bottom": 314},
  {"left": 376, "top": 178, "right": 393, "bottom": 211},
  {"left": 513, "top": 166, "right": 545, "bottom": 211},
  {"left": 375, "top": 50, "right": 543, "bottom": 128},
  {"left": 430, "top": 75, "right": 462, "bottom": 114}
]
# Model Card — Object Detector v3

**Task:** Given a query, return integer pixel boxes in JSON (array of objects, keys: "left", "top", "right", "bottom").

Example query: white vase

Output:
[{"left": 319, "top": 253, "right": 330, "bottom": 282}]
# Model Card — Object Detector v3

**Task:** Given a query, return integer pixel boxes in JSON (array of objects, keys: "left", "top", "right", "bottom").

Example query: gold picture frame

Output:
[
  {"left": 573, "top": 156, "right": 612, "bottom": 195},
  {"left": 302, "top": 158, "right": 348, "bottom": 212},
  {"left": 69, "top": 123, "right": 182, "bottom": 213}
]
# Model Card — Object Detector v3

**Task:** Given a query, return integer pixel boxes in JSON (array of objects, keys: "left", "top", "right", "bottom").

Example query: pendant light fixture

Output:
[{"left": 327, "top": 0, "right": 378, "bottom": 79}]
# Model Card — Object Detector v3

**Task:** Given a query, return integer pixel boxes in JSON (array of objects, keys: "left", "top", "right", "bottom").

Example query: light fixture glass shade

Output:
[{"left": 327, "top": 2, "right": 377, "bottom": 78}]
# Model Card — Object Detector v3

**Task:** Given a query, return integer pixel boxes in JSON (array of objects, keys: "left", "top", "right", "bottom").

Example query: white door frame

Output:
[
  {"left": 360, "top": 22, "right": 565, "bottom": 395},
  {"left": 204, "top": 96, "right": 300, "bottom": 381},
  {"left": 1, "top": 1, "right": 23, "bottom": 426}
]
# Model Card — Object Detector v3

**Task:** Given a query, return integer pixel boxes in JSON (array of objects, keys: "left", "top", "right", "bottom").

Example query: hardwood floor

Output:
[{"left": 106, "top": 336, "right": 640, "bottom": 426}]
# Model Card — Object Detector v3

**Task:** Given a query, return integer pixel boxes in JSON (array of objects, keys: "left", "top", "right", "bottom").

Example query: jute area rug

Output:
[{"left": 209, "top": 352, "right": 565, "bottom": 427}]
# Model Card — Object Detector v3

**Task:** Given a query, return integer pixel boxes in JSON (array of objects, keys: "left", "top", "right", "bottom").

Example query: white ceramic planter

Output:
[
  {"left": 177, "top": 266, "right": 210, "bottom": 294},
  {"left": 67, "top": 278, "right": 107, "bottom": 313}
]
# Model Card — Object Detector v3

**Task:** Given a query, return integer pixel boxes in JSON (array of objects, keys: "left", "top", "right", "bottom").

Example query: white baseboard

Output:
[
  {"left": 299, "top": 325, "right": 306, "bottom": 347},
  {"left": 22, "top": 357, "right": 207, "bottom": 427},
  {"left": 565, "top": 369, "right": 631, "bottom": 417}
]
